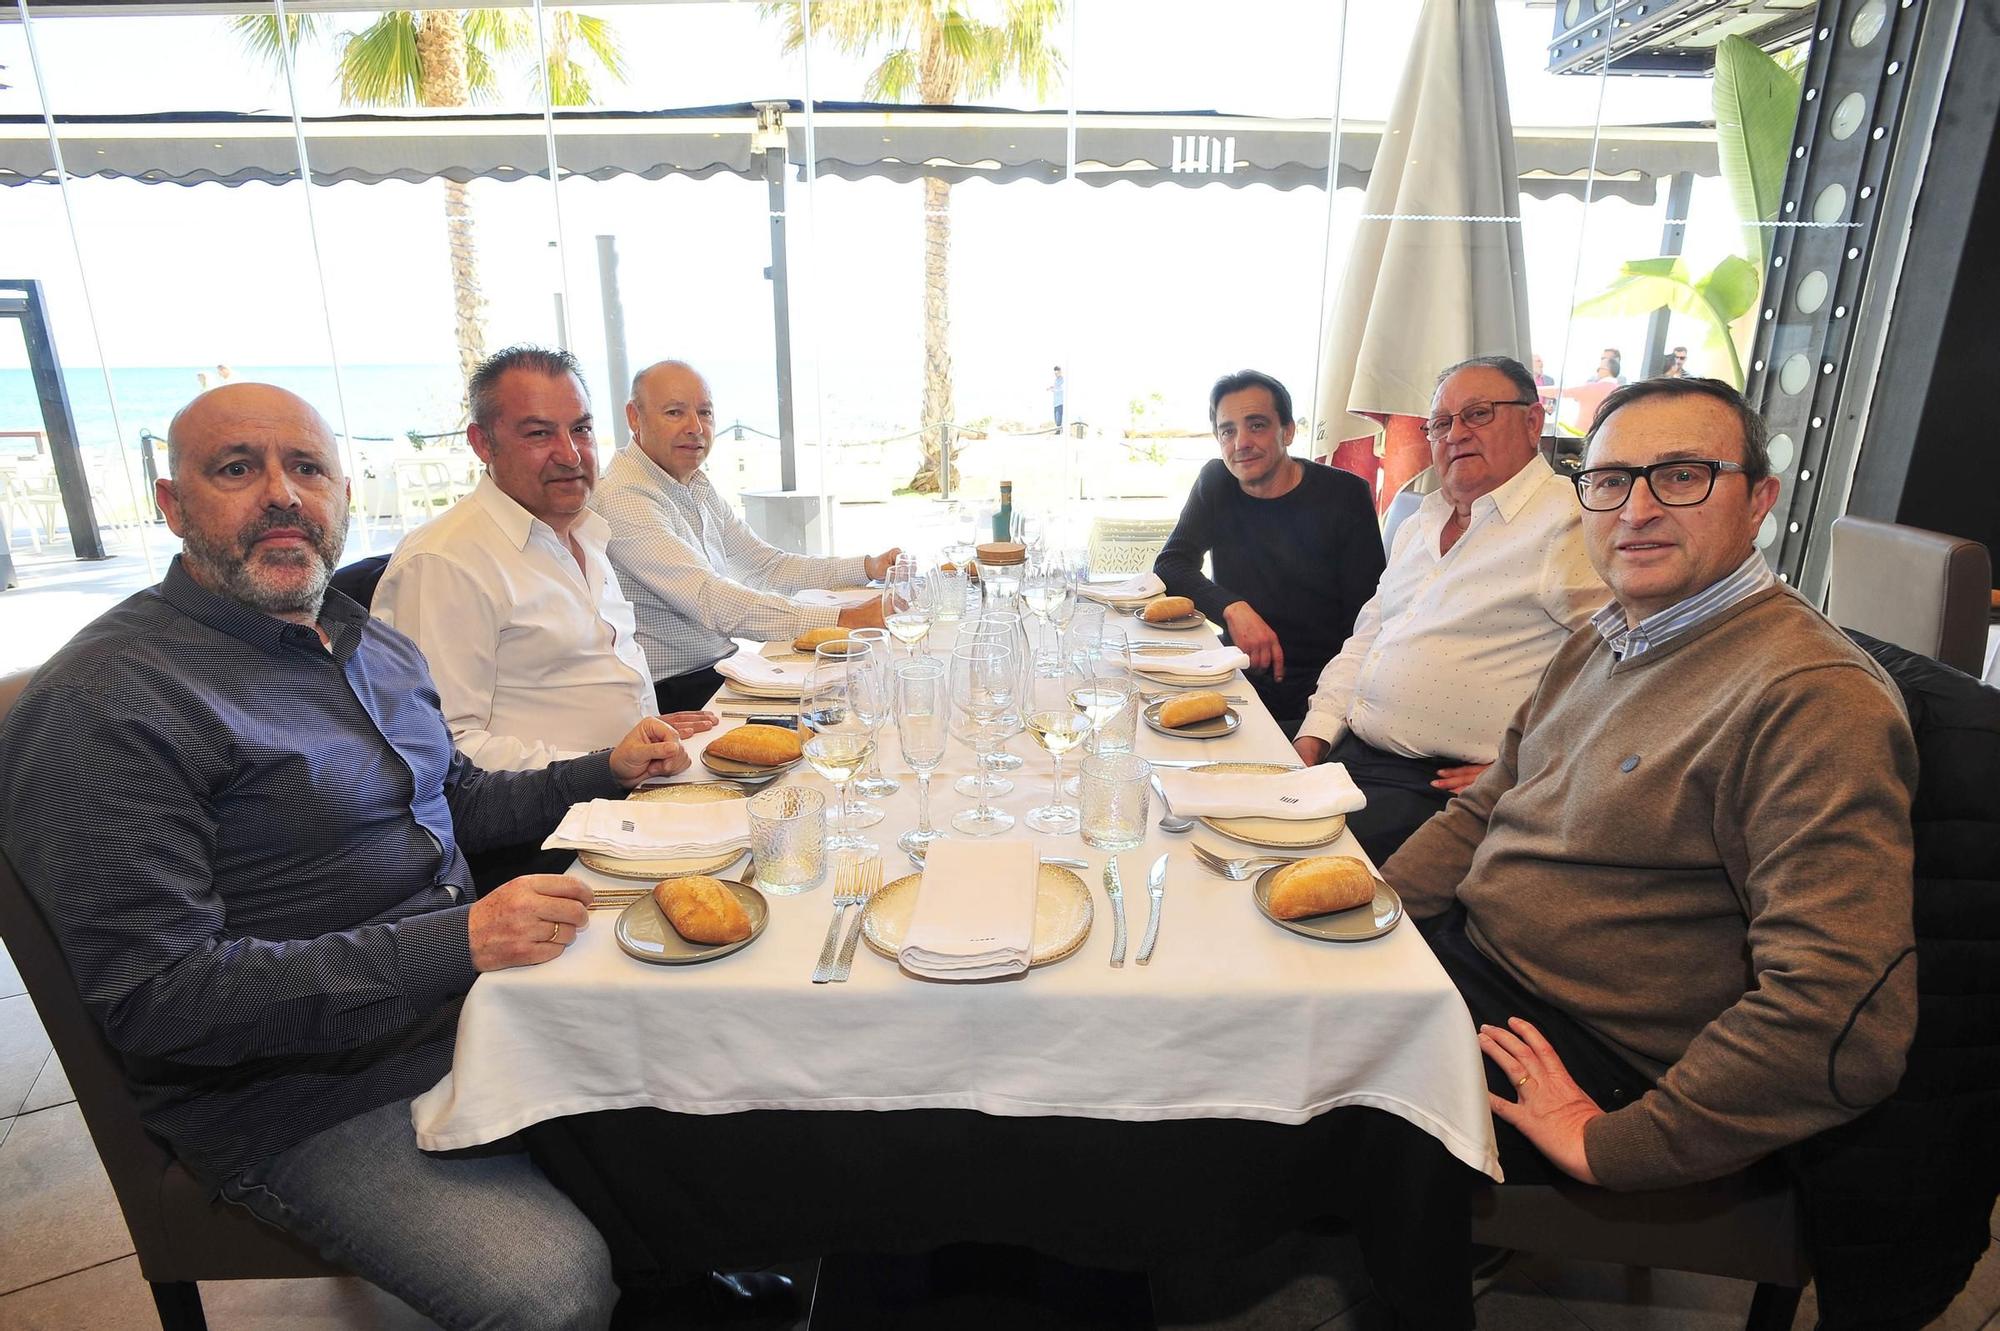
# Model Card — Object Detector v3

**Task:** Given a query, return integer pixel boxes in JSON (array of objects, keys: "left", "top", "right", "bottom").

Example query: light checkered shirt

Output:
[{"left": 1591, "top": 551, "right": 1776, "bottom": 659}]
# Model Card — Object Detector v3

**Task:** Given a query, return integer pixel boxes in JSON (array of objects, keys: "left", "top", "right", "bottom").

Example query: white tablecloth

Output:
[{"left": 412, "top": 613, "right": 1502, "bottom": 1180}]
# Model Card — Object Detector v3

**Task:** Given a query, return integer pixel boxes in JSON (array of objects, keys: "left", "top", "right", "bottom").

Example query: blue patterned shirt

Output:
[
  {"left": 0, "top": 558, "right": 621, "bottom": 1186},
  {"left": 1591, "top": 552, "right": 1777, "bottom": 660}
]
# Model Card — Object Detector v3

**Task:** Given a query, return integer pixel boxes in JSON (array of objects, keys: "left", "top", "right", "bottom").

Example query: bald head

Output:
[
  {"left": 158, "top": 382, "right": 350, "bottom": 624},
  {"left": 626, "top": 360, "right": 716, "bottom": 482}
]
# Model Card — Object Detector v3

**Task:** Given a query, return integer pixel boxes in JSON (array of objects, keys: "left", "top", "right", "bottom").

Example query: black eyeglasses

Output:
[
  {"left": 1572, "top": 459, "right": 1748, "bottom": 511},
  {"left": 1423, "top": 399, "right": 1537, "bottom": 440}
]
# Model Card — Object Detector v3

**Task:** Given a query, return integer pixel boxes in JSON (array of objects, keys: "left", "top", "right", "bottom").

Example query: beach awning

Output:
[{"left": 0, "top": 100, "right": 1718, "bottom": 203}]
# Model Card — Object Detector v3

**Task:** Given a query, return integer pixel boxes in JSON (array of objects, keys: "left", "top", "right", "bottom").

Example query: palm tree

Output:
[
  {"left": 765, "top": 1, "right": 1063, "bottom": 493},
  {"left": 235, "top": 11, "right": 625, "bottom": 389}
]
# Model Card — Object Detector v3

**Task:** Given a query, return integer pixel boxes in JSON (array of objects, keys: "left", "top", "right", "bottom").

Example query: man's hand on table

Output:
[
  {"left": 1222, "top": 602, "right": 1284, "bottom": 681},
  {"left": 1432, "top": 763, "right": 1490, "bottom": 794},
  {"left": 608, "top": 716, "right": 692, "bottom": 788},
  {"left": 1293, "top": 735, "right": 1329, "bottom": 766},
  {"left": 1479, "top": 1017, "right": 1605, "bottom": 1185},
  {"left": 862, "top": 547, "right": 903, "bottom": 582},
  {"left": 469, "top": 874, "right": 592, "bottom": 971},
  {"left": 838, "top": 600, "right": 887, "bottom": 630},
  {"left": 660, "top": 710, "right": 719, "bottom": 739}
]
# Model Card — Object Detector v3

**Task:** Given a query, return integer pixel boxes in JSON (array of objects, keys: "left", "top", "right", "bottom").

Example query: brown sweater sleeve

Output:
[
  {"left": 1582, "top": 662, "right": 1919, "bottom": 1190},
  {"left": 1381, "top": 696, "right": 1527, "bottom": 918}
]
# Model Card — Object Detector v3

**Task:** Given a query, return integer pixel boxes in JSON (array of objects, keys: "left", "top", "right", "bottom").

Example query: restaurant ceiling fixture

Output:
[{"left": 1545, "top": 0, "right": 1819, "bottom": 75}]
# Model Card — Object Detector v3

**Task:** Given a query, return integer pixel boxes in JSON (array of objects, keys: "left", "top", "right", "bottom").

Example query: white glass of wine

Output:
[
  {"left": 885, "top": 574, "right": 934, "bottom": 659},
  {"left": 947, "top": 640, "right": 1017, "bottom": 837},
  {"left": 1024, "top": 656, "right": 1091, "bottom": 834},
  {"left": 801, "top": 642, "right": 882, "bottom": 853},
  {"left": 894, "top": 658, "right": 950, "bottom": 857}
]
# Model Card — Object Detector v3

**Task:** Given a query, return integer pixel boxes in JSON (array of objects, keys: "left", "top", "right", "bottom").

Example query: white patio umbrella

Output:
[{"left": 1313, "top": 0, "right": 1533, "bottom": 511}]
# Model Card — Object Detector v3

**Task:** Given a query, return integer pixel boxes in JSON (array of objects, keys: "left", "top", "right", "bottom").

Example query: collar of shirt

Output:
[
  {"left": 619, "top": 441, "right": 711, "bottom": 506},
  {"left": 1592, "top": 551, "right": 1775, "bottom": 659},
  {"left": 469, "top": 473, "right": 612, "bottom": 553},
  {"left": 1413, "top": 453, "right": 1557, "bottom": 546},
  {"left": 159, "top": 555, "right": 363, "bottom": 663}
]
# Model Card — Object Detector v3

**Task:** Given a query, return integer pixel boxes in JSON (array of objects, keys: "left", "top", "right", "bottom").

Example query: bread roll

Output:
[
  {"left": 793, "top": 626, "right": 851, "bottom": 653},
  {"left": 1142, "top": 596, "right": 1197, "bottom": 623},
  {"left": 1158, "top": 691, "right": 1228, "bottom": 729},
  {"left": 1267, "top": 856, "right": 1378, "bottom": 920},
  {"left": 707, "top": 723, "right": 802, "bottom": 766},
  {"left": 654, "top": 875, "right": 753, "bottom": 944}
]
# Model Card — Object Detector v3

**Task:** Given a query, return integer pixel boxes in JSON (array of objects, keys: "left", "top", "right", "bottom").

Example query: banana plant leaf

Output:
[
  {"left": 1714, "top": 34, "right": 1802, "bottom": 272},
  {"left": 1572, "top": 256, "right": 1758, "bottom": 386}
]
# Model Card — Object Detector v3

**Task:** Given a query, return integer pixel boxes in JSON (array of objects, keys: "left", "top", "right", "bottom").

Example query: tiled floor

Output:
[{"left": 1, "top": 940, "right": 1995, "bottom": 1329}]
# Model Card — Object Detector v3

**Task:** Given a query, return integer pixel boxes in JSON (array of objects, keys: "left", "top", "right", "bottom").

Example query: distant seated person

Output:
[
  {"left": 1658, "top": 345, "right": 1690, "bottom": 378},
  {"left": 593, "top": 359, "right": 903, "bottom": 714},
  {"left": 1596, "top": 349, "right": 1625, "bottom": 384},
  {"left": 1152, "top": 369, "right": 1384, "bottom": 731},
  {"left": 1293, "top": 356, "right": 1604, "bottom": 863},
  {"left": 373, "top": 346, "right": 710, "bottom": 883},
  {"left": 1385, "top": 374, "right": 1917, "bottom": 1198}
]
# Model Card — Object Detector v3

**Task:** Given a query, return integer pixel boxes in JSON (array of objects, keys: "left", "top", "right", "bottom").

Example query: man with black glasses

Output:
[
  {"left": 1385, "top": 376, "right": 1917, "bottom": 1193},
  {"left": 1295, "top": 355, "right": 1604, "bottom": 861}
]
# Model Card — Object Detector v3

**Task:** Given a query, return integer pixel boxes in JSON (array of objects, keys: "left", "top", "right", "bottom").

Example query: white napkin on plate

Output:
[
  {"left": 1129, "top": 646, "right": 1250, "bottom": 680},
  {"left": 793, "top": 587, "right": 880, "bottom": 609},
  {"left": 542, "top": 798, "right": 751, "bottom": 855},
  {"left": 714, "top": 651, "right": 812, "bottom": 691},
  {"left": 899, "top": 838, "right": 1037, "bottom": 981},
  {"left": 1079, "top": 571, "right": 1164, "bottom": 603},
  {"left": 1156, "top": 764, "right": 1367, "bottom": 820}
]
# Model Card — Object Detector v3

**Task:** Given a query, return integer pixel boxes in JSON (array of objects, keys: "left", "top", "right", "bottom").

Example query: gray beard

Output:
[{"left": 180, "top": 514, "right": 347, "bottom": 619}]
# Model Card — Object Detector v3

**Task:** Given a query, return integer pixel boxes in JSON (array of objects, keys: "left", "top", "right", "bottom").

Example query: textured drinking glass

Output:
[
  {"left": 1070, "top": 599, "right": 1105, "bottom": 654},
  {"left": 748, "top": 786, "right": 827, "bottom": 894},
  {"left": 1079, "top": 752, "right": 1152, "bottom": 851}
]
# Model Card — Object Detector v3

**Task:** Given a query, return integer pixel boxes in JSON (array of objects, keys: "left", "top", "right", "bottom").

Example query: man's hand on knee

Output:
[{"left": 469, "top": 875, "right": 593, "bottom": 971}]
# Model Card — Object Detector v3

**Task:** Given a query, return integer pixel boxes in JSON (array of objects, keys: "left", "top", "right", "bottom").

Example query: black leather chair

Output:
[
  {"left": 0, "top": 668, "right": 344, "bottom": 1330},
  {"left": 1469, "top": 634, "right": 2000, "bottom": 1331}
]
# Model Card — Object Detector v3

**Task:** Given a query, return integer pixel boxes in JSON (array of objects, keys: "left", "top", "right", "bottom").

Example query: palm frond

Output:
[
  {"left": 229, "top": 13, "right": 325, "bottom": 69},
  {"left": 464, "top": 8, "right": 533, "bottom": 56},
  {"left": 569, "top": 13, "right": 628, "bottom": 84},
  {"left": 338, "top": 13, "right": 423, "bottom": 108},
  {"left": 865, "top": 47, "right": 922, "bottom": 102},
  {"left": 463, "top": 41, "right": 500, "bottom": 104}
]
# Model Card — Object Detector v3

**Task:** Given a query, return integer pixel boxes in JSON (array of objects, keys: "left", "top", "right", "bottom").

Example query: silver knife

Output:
[
  {"left": 1103, "top": 857, "right": 1128, "bottom": 968},
  {"left": 1137, "top": 853, "right": 1167, "bottom": 965}
]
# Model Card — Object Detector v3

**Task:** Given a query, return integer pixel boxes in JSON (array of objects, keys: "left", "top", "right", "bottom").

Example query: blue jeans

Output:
[{"left": 220, "top": 1096, "right": 618, "bottom": 1331}]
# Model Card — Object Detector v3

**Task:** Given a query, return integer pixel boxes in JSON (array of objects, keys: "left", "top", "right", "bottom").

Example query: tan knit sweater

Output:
[{"left": 1385, "top": 586, "right": 1919, "bottom": 1190}]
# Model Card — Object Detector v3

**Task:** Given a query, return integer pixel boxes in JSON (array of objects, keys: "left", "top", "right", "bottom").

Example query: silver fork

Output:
[
  {"left": 830, "top": 857, "right": 883, "bottom": 982},
  {"left": 1191, "top": 843, "right": 1302, "bottom": 880},
  {"left": 811, "top": 857, "right": 861, "bottom": 983}
]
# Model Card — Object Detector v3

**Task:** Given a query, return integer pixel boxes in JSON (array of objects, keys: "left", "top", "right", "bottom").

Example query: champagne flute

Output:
[
  {"left": 894, "top": 658, "right": 950, "bottom": 856},
  {"left": 1043, "top": 563, "right": 1078, "bottom": 677},
  {"left": 948, "top": 640, "right": 1016, "bottom": 837},
  {"left": 1019, "top": 565, "right": 1055, "bottom": 675},
  {"left": 1024, "top": 655, "right": 1091, "bottom": 834},
  {"left": 844, "top": 630, "right": 897, "bottom": 815},
  {"left": 801, "top": 642, "right": 881, "bottom": 853}
]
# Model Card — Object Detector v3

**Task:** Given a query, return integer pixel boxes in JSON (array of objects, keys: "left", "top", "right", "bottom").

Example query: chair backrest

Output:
[
  {"left": 1826, "top": 515, "right": 1992, "bottom": 676},
  {"left": 0, "top": 668, "right": 182, "bottom": 1264},
  {"left": 1380, "top": 468, "right": 1436, "bottom": 556},
  {"left": 1087, "top": 516, "right": 1176, "bottom": 577}
]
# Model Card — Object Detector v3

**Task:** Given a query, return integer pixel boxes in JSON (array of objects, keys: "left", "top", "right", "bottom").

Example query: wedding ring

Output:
[
  {"left": 1517, "top": 1075, "right": 1532, "bottom": 1088},
  {"left": 547, "top": 922, "right": 562, "bottom": 944}
]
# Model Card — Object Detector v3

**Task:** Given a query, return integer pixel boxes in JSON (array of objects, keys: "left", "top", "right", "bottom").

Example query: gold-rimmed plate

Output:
[
  {"left": 1252, "top": 865, "right": 1402, "bottom": 942},
  {"left": 1141, "top": 698, "right": 1240, "bottom": 740},
  {"left": 1191, "top": 762, "right": 1348, "bottom": 849},
  {"left": 580, "top": 782, "right": 750, "bottom": 881},
  {"left": 860, "top": 864, "right": 1093, "bottom": 969},
  {"left": 615, "top": 880, "right": 768, "bottom": 964}
]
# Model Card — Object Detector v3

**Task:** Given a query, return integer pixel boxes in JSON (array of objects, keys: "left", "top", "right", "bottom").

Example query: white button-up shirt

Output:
[
  {"left": 1297, "top": 456, "right": 1607, "bottom": 764},
  {"left": 591, "top": 445, "right": 868, "bottom": 682},
  {"left": 373, "top": 476, "right": 654, "bottom": 771}
]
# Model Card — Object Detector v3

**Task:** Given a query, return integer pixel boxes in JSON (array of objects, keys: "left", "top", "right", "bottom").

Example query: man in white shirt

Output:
[
  {"left": 594, "top": 359, "right": 903, "bottom": 713},
  {"left": 376, "top": 345, "right": 713, "bottom": 777},
  {"left": 1294, "top": 355, "right": 1606, "bottom": 862}
]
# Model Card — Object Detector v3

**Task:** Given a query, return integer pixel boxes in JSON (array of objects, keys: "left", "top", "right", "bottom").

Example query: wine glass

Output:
[
  {"left": 1071, "top": 673, "right": 1136, "bottom": 757},
  {"left": 884, "top": 570, "right": 934, "bottom": 659},
  {"left": 960, "top": 613, "right": 1030, "bottom": 778},
  {"left": 948, "top": 640, "right": 1017, "bottom": 837},
  {"left": 1042, "top": 562, "right": 1078, "bottom": 677},
  {"left": 894, "top": 658, "right": 950, "bottom": 857},
  {"left": 1023, "top": 655, "right": 1091, "bottom": 834},
  {"left": 845, "top": 630, "right": 897, "bottom": 815},
  {"left": 801, "top": 642, "right": 882, "bottom": 853}
]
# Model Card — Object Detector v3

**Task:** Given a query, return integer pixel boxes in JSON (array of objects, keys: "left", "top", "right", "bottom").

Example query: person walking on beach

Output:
[{"left": 1049, "top": 366, "right": 1065, "bottom": 431}]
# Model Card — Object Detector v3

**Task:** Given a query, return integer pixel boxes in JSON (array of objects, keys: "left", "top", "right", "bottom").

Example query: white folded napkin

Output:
[
  {"left": 714, "top": 651, "right": 812, "bottom": 691},
  {"left": 541, "top": 798, "right": 751, "bottom": 855},
  {"left": 1079, "top": 571, "right": 1164, "bottom": 603},
  {"left": 899, "top": 838, "right": 1037, "bottom": 981},
  {"left": 793, "top": 588, "right": 880, "bottom": 610},
  {"left": 1129, "top": 646, "right": 1250, "bottom": 680},
  {"left": 1156, "top": 764, "right": 1367, "bottom": 820}
]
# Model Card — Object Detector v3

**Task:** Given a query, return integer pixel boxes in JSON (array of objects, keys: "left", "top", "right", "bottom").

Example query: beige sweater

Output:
[{"left": 1385, "top": 587, "right": 1919, "bottom": 1190}]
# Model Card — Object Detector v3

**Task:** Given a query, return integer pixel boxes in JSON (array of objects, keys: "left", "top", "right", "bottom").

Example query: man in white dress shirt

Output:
[
  {"left": 595, "top": 359, "right": 903, "bottom": 714},
  {"left": 1293, "top": 355, "right": 1606, "bottom": 862}
]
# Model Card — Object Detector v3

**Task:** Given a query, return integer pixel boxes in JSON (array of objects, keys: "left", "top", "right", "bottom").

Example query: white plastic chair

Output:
[{"left": 1086, "top": 516, "right": 1177, "bottom": 577}]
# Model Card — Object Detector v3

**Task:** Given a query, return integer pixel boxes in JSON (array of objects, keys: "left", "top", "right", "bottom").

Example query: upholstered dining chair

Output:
[
  {"left": 1826, "top": 515, "right": 1991, "bottom": 676},
  {"left": 0, "top": 668, "right": 344, "bottom": 1331}
]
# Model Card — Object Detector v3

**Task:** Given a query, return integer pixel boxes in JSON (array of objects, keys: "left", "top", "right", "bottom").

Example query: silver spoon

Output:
[{"left": 1150, "top": 774, "right": 1195, "bottom": 832}]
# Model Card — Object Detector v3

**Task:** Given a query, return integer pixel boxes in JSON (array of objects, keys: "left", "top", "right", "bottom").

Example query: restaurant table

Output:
[{"left": 411, "top": 606, "right": 1500, "bottom": 1327}]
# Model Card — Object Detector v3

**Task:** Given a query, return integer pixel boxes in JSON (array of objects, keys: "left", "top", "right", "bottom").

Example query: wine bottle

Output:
[{"left": 992, "top": 480, "right": 1014, "bottom": 543}]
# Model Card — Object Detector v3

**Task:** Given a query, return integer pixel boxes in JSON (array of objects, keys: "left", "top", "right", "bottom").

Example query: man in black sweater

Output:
[{"left": 1153, "top": 370, "right": 1385, "bottom": 732}]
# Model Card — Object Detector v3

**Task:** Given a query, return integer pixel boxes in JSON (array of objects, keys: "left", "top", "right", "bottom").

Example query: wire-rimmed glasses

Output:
[
  {"left": 1422, "top": 398, "right": 1538, "bottom": 440},
  {"left": 1571, "top": 459, "right": 1748, "bottom": 511}
]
